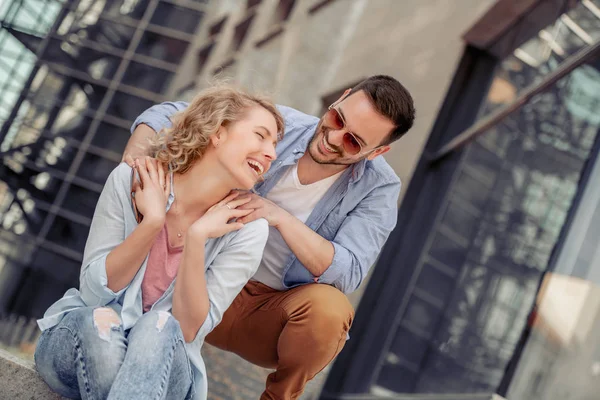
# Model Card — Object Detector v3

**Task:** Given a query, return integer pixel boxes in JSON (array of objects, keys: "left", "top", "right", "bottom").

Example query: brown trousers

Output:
[{"left": 206, "top": 281, "right": 354, "bottom": 400}]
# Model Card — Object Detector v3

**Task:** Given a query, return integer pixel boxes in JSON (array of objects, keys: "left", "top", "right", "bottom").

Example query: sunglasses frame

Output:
[{"left": 326, "top": 104, "right": 366, "bottom": 156}]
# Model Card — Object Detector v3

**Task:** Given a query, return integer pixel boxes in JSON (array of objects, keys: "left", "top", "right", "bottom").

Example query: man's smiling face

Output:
[{"left": 307, "top": 90, "right": 396, "bottom": 166}]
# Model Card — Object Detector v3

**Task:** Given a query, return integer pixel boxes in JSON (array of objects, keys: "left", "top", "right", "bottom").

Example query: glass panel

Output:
[
  {"left": 62, "top": 184, "right": 100, "bottom": 220},
  {"left": 57, "top": 5, "right": 137, "bottom": 51},
  {"left": 135, "top": 31, "right": 190, "bottom": 64},
  {"left": 151, "top": 2, "right": 203, "bottom": 34},
  {"left": 482, "top": 0, "right": 600, "bottom": 116},
  {"left": 121, "top": 61, "right": 175, "bottom": 94},
  {"left": 106, "top": 92, "right": 156, "bottom": 122},
  {"left": 506, "top": 121, "right": 600, "bottom": 400},
  {"left": 92, "top": 122, "right": 131, "bottom": 152},
  {"left": 46, "top": 36, "right": 123, "bottom": 80},
  {"left": 9, "top": 248, "right": 80, "bottom": 317},
  {"left": 76, "top": 152, "right": 119, "bottom": 185},
  {"left": 100, "top": 0, "right": 152, "bottom": 21},
  {"left": 46, "top": 215, "right": 89, "bottom": 250},
  {"left": 374, "top": 54, "right": 600, "bottom": 395},
  {"left": 4, "top": 0, "right": 60, "bottom": 34}
]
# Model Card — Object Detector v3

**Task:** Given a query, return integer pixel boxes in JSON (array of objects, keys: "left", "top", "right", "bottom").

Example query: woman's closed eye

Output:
[{"left": 255, "top": 131, "right": 265, "bottom": 139}]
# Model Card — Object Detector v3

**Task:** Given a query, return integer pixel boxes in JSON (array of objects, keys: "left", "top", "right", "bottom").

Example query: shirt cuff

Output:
[
  {"left": 81, "top": 255, "right": 126, "bottom": 305},
  {"left": 193, "top": 301, "right": 217, "bottom": 343},
  {"left": 315, "top": 242, "right": 347, "bottom": 285},
  {"left": 130, "top": 118, "right": 165, "bottom": 136}
]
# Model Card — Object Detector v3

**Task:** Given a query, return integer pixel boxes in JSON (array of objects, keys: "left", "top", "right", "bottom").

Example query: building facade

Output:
[{"left": 2, "top": 1, "right": 599, "bottom": 400}]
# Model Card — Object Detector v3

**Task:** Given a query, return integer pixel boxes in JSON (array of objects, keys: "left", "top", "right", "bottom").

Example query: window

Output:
[
  {"left": 230, "top": 12, "right": 255, "bottom": 53},
  {"left": 308, "top": 0, "right": 336, "bottom": 15}
]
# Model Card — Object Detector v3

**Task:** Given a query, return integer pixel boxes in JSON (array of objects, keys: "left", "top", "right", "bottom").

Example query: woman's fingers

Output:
[
  {"left": 230, "top": 208, "right": 253, "bottom": 218},
  {"left": 225, "top": 196, "right": 252, "bottom": 209},
  {"left": 145, "top": 157, "right": 159, "bottom": 183},
  {"left": 219, "top": 191, "right": 241, "bottom": 206},
  {"left": 131, "top": 176, "right": 141, "bottom": 193},
  {"left": 206, "top": 192, "right": 241, "bottom": 212},
  {"left": 157, "top": 161, "right": 165, "bottom": 192},
  {"left": 135, "top": 159, "right": 150, "bottom": 189}
]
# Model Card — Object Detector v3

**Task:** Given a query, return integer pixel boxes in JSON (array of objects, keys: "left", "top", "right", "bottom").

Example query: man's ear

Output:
[{"left": 366, "top": 145, "right": 391, "bottom": 160}]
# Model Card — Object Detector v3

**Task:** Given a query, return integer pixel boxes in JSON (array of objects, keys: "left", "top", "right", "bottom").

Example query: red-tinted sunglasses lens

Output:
[
  {"left": 327, "top": 108, "right": 345, "bottom": 130},
  {"left": 343, "top": 132, "right": 361, "bottom": 155}
]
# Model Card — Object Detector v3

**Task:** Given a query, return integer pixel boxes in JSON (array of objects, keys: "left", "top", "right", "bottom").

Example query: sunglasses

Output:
[{"left": 323, "top": 105, "right": 364, "bottom": 155}]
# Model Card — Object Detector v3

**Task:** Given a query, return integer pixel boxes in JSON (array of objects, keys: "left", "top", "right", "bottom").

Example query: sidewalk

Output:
[
  {"left": 0, "top": 345, "right": 324, "bottom": 400},
  {"left": 0, "top": 348, "right": 64, "bottom": 399}
]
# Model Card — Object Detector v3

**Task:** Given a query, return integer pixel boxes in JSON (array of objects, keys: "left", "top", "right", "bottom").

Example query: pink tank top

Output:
[{"left": 141, "top": 224, "right": 184, "bottom": 312}]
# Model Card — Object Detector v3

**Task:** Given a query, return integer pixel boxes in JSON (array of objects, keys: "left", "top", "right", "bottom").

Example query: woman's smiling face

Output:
[{"left": 215, "top": 106, "right": 279, "bottom": 190}]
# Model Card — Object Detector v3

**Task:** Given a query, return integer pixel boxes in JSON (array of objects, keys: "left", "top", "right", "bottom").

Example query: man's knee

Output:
[{"left": 293, "top": 285, "right": 354, "bottom": 340}]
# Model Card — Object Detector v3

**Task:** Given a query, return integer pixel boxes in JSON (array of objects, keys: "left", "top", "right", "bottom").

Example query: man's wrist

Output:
[{"left": 273, "top": 208, "right": 293, "bottom": 229}]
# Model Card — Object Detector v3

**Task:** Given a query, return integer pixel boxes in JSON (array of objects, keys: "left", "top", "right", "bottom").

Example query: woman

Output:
[{"left": 34, "top": 85, "right": 284, "bottom": 400}]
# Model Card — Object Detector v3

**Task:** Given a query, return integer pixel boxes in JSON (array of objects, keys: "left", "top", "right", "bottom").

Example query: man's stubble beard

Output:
[{"left": 307, "top": 126, "right": 357, "bottom": 167}]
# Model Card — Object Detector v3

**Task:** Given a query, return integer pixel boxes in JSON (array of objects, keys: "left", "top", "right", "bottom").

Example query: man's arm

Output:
[
  {"left": 239, "top": 180, "right": 401, "bottom": 293},
  {"left": 122, "top": 101, "right": 190, "bottom": 162},
  {"left": 315, "top": 181, "right": 400, "bottom": 293}
]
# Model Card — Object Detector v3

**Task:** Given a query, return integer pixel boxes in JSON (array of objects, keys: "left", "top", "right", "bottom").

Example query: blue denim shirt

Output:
[{"left": 133, "top": 103, "right": 402, "bottom": 294}]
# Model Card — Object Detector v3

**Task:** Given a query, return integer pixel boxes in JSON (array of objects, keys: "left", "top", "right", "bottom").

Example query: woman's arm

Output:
[
  {"left": 171, "top": 230, "right": 210, "bottom": 343},
  {"left": 104, "top": 158, "right": 169, "bottom": 291},
  {"left": 105, "top": 218, "right": 163, "bottom": 292},
  {"left": 80, "top": 160, "right": 169, "bottom": 305}
]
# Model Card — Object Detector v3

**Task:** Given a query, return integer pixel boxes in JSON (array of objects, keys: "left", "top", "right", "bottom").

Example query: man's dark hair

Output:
[{"left": 348, "top": 75, "right": 416, "bottom": 144}]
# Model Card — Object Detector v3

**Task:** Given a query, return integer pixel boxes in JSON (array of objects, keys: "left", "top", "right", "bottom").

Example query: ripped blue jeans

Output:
[{"left": 34, "top": 307, "right": 193, "bottom": 400}]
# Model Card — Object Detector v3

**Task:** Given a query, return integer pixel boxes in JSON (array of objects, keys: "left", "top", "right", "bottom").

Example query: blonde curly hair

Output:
[{"left": 150, "top": 85, "right": 284, "bottom": 173}]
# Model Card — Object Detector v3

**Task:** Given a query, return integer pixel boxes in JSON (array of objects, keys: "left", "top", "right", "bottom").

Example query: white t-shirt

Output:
[{"left": 252, "top": 164, "right": 344, "bottom": 290}]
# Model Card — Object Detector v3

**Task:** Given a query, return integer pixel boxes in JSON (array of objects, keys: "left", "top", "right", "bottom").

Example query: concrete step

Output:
[{"left": 0, "top": 348, "right": 65, "bottom": 399}]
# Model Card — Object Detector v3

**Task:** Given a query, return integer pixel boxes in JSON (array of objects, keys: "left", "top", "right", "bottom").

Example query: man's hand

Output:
[
  {"left": 122, "top": 123, "right": 156, "bottom": 166},
  {"left": 237, "top": 192, "right": 287, "bottom": 227},
  {"left": 123, "top": 153, "right": 136, "bottom": 167}
]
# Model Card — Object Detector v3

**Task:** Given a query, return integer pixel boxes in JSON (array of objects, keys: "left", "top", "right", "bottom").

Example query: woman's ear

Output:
[{"left": 211, "top": 125, "right": 228, "bottom": 148}]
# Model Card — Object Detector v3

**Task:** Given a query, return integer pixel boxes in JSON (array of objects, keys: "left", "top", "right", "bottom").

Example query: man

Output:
[{"left": 123, "top": 75, "right": 415, "bottom": 399}]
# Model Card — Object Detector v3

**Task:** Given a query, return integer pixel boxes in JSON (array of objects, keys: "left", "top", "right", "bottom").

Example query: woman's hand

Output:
[
  {"left": 132, "top": 157, "right": 170, "bottom": 226},
  {"left": 187, "top": 192, "right": 253, "bottom": 241}
]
